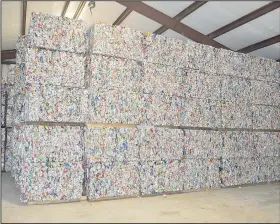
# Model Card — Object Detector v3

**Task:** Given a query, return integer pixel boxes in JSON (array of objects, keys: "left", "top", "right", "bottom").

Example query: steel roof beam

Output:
[
  {"left": 113, "top": 8, "right": 133, "bottom": 26},
  {"left": 117, "top": 1, "right": 228, "bottom": 49},
  {"left": 154, "top": 1, "right": 207, "bottom": 35},
  {"left": 238, "top": 35, "right": 280, "bottom": 54}
]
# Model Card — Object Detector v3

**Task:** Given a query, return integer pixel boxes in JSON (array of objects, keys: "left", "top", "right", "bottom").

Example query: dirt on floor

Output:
[{"left": 2, "top": 173, "right": 280, "bottom": 223}]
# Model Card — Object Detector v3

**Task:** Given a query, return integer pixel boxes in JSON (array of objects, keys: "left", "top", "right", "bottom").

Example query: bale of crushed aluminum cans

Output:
[
  {"left": 143, "top": 63, "right": 186, "bottom": 97},
  {"left": 1, "top": 64, "right": 17, "bottom": 126},
  {"left": 180, "top": 158, "right": 220, "bottom": 190},
  {"left": 87, "top": 88, "right": 142, "bottom": 124},
  {"left": 14, "top": 35, "right": 88, "bottom": 124},
  {"left": 23, "top": 48, "right": 86, "bottom": 88},
  {"left": 28, "top": 12, "right": 88, "bottom": 53},
  {"left": 85, "top": 127, "right": 140, "bottom": 163},
  {"left": 11, "top": 125, "right": 84, "bottom": 202},
  {"left": 222, "top": 131, "right": 254, "bottom": 158},
  {"left": 16, "top": 35, "right": 28, "bottom": 65},
  {"left": 13, "top": 37, "right": 27, "bottom": 126},
  {"left": 218, "top": 131, "right": 279, "bottom": 186},
  {"left": 182, "top": 130, "right": 223, "bottom": 159},
  {"left": 1, "top": 65, "right": 17, "bottom": 171},
  {"left": 1, "top": 96, "right": 5, "bottom": 126},
  {"left": 143, "top": 33, "right": 192, "bottom": 68},
  {"left": 4, "top": 105, "right": 13, "bottom": 127},
  {"left": 139, "top": 127, "right": 184, "bottom": 161},
  {"left": 1, "top": 129, "right": 5, "bottom": 171},
  {"left": 221, "top": 102, "right": 252, "bottom": 128},
  {"left": 19, "top": 162, "right": 83, "bottom": 203},
  {"left": 180, "top": 130, "right": 222, "bottom": 189},
  {"left": 14, "top": 37, "right": 27, "bottom": 105},
  {"left": 84, "top": 126, "right": 140, "bottom": 199},
  {"left": 8, "top": 12, "right": 280, "bottom": 203},
  {"left": 253, "top": 132, "right": 280, "bottom": 157},
  {"left": 180, "top": 97, "right": 222, "bottom": 127},
  {"left": 11, "top": 125, "right": 84, "bottom": 172},
  {"left": 1, "top": 128, "right": 13, "bottom": 172},
  {"left": 252, "top": 105, "right": 280, "bottom": 129},
  {"left": 14, "top": 84, "right": 88, "bottom": 123},
  {"left": 221, "top": 76, "right": 252, "bottom": 103},
  {"left": 252, "top": 80, "right": 280, "bottom": 107},
  {"left": 87, "top": 161, "right": 140, "bottom": 200},
  {"left": 215, "top": 49, "right": 251, "bottom": 78},
  {"left": 88, "top": 54, "right": 144, "bottom": 92},
  {"left": 14, "top": 15, "right": 88, "bottom": 124},
  {"left": 89, "top": 23, "right": 144, "bottom": 60},
  {"left": 140, "top": 160, "right": 183, "bottom": 195},
  {"left": 253, "top": 58, "right": 280, "bottom": 82},
  {"left": 193, "top": 72, "right": 222, "bottom": 101}
]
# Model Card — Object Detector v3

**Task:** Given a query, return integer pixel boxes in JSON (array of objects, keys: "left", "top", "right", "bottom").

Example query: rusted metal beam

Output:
[
  {"left": 117, "top": 1, "right": 227, "bottom": 49},
  {"left": 154, "top": 1, "right": 207, "bottom": 35},
  {"left": 61, "top": 1, "right": 70, "bottom": 17},
  {"left": 1, "top": 50, "right": 16, "bottom": 61},
  {"left": 207, "top": 2, "right": 280, "bottom": 39},
  {"left": 1, "top": 61, "right": 16, "bottom": 65},
  {"left": 238, "top": 35, "right": 280, "bottom": 54},
  {"left": 73, "top": 1, "right": 86, "bottom": 19},
  {"left": 22, "top": 1, "right": 27, "bottom": 35},
  {"left": 113, "top": 8, "right": 132, "bottom": 26}
]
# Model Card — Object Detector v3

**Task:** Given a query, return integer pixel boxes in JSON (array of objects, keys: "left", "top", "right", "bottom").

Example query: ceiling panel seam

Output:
[
  {"left": 154, "top": 1, "right": 208, "bottom": 35},
  {"left": 207, "top": 2, "right": 280, "bottom": 39}
]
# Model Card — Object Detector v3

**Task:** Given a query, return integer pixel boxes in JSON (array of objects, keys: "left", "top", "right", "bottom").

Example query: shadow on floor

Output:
[{"left": 1, "top": 172, "right": 24, "bottom": 206}]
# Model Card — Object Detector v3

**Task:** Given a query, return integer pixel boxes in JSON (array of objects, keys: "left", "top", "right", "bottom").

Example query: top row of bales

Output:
[{"left": 23, "top": 12, "right": 279, "bottom": 82}]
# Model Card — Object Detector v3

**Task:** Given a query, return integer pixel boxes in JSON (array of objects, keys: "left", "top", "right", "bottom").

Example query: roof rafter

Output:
[
  {"left": 117, "top": 1, "right": 228, "bottom": 49},
  {"left": 238, "top": 35, "right": 280, "bottom": 54},
  {"left": 1, "top": 50, "right": 16, "bottom": 62},
  {"left": 73, "top": 1, "right": 86, "bottom": 19},
  {"left": 22, "top": 1, "right": 27, "bottom": 35},
  {"left": 113, "top": 8, "right": 132, "bottom": 26},
  {"left": 154, "top": 1, "right": 207, "bottom": 35},
  {"left": 61, "top": 1, "right": 70, "bottom": 17},
  {"left": 2, "top": 61, "right": 16, "bottom": 65},
  {"left": 207, "top": 2, "right": 280, "bottom": 39}
]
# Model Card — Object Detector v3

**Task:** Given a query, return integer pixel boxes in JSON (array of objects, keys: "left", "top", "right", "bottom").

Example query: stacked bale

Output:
[
  {"left": 85, "top": 22, "right": 280, "bottom": 200},
  {"left": 217, "top": 50, "right": 280, "bottom": 186},
  {"left": 85, "top": 126, "right": 140, "bottom": 200},
  {"left": 12, "top": 12, "right": 87, "bottom": 202},
  {"left": 1, "top": 64, "right": 16, "bottom": 171},
  {"left": 6, "top": 12, "right": 279, "bottom": 203}
]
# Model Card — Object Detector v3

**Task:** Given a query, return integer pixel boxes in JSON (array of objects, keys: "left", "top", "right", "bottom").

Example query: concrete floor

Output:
[{"left": 2, "top": 172, "right": 280, "bottom": 223}]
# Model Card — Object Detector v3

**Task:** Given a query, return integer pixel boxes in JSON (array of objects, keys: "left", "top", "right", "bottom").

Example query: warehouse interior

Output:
[{"left": 1, "top": 1, "right": 280, "bottom": 223}]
